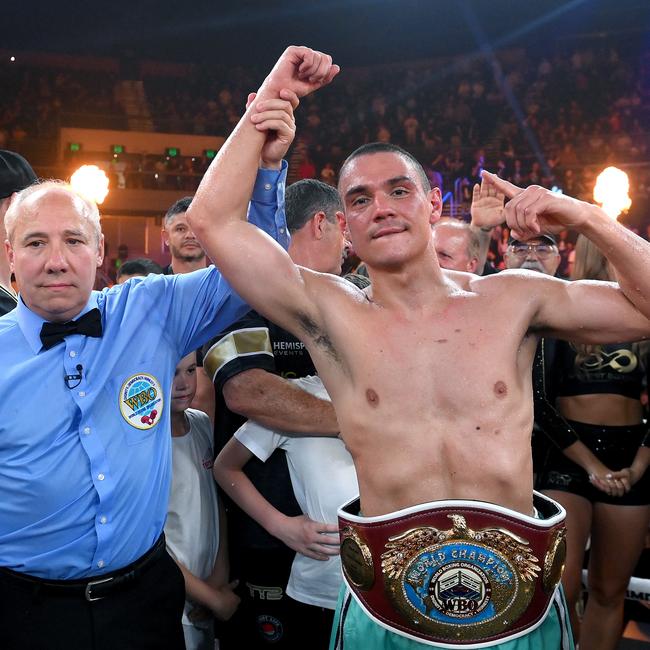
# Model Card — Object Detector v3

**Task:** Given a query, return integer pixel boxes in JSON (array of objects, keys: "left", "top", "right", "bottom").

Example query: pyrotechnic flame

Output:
[
  {"left": 593, "top": 166, "right": 631, "bottom": 219},
  {"left": 70, "top": 165, "right": 109, "bottom": 204}
]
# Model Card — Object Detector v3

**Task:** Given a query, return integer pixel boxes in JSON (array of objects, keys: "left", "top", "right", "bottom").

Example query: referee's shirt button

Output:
[
  {"left": 97, "top": 560, "right": 105, "bottom": 569},
  {"left": 264, "top": 183, "right": 272, "bottom": 190}
]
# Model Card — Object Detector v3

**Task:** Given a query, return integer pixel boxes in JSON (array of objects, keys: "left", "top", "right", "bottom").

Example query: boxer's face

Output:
[
  {"left": 340, "top": 152, "right": 441, "bottom": 270},
  {"left": 6, "top": 188, "right": 104, "bottom": 323}
]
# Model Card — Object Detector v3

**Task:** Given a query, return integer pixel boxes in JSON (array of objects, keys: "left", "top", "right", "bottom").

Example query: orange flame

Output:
[
  {"left": 70, "top": 165, "right": 109, "bottom": 205},
  {"left": 593, "top": 166, "right": 631, "bottom": 220}
]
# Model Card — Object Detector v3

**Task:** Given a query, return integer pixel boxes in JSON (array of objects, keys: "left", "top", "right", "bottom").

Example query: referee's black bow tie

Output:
[{"left": 40, "top": 308, "right": 103, "bottom": 350}]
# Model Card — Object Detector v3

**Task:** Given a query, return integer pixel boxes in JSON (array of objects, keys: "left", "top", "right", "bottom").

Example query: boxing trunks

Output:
[{"left": 337, "top": 493, "right": 567, "bottom": 648}]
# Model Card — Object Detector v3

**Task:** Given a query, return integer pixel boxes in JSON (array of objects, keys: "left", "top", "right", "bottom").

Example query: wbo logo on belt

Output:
[
  {"left": 119, "top": 373, "right": 163, "bottom": 429},
  {"left": 380, "top": 515, "right": 540, "bottom": 641}
]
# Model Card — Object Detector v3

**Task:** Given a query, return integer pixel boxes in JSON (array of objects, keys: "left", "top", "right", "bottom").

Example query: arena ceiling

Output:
[{"left": 5, "top": 0, "right": 650, "bottom": 66}]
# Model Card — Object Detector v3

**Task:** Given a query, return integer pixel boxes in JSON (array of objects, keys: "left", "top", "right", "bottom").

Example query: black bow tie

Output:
[{"left": 40, "top": 308, "right": 103, "bottom": 350}]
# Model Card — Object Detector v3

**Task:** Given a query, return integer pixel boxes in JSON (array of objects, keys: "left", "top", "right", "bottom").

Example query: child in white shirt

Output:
[
  {"left": 214, "top": 375, "right": 358, "bottom": 647},
  {"left": 166, "top": 352, "right": 240, "bottom": 650}
]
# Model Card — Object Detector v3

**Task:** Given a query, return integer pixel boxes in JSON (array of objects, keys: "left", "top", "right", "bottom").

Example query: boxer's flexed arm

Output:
[
  {"left": 482, "top": 171, "right": 650, "bottom": 342},
  {"left": 187, "top": 47, "right": 340, "bottom": 336}
]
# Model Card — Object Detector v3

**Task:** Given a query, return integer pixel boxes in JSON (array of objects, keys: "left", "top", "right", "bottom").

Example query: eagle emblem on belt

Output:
[
  {"left": 381, "top": 514, "right": 540, "bottom": 582},
  {"left": 377, "top": 513, "right": 542, "bottom": 640}
]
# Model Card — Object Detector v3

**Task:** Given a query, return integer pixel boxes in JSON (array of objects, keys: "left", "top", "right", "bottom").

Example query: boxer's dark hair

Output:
[{"left": 339, "top": 142, "right": 432, "bottom": 192}]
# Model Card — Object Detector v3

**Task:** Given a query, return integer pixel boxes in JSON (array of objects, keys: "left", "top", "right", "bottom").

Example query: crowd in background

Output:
[
  {"left": 0, "top": 42, "right": 649, "bottom": 276},
  {"left": 1, "top": 43, "right": 649, "bottom": 218},
  {"left": 2, "top": 41, "right": 648, "bottom": 278}
]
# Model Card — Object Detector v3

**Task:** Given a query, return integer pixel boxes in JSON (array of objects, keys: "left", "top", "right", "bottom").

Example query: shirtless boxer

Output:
[{"left": 185, "top": 46, "right": 650, "bottom": 649}]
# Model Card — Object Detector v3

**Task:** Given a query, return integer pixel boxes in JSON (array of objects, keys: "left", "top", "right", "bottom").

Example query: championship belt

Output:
[{"left": 338, "top": 492, "right": 566, "bottom": 648}]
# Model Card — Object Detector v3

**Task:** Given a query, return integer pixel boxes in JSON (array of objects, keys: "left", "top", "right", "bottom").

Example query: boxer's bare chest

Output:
[
  {"left": 307, "top": 283, "right": 538, "bottom": 514},
  {"left": 324, "top": 290, "right": 530, "bottom": 415}
]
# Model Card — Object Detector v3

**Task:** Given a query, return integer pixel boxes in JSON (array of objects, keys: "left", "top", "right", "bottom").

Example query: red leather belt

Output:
[{"left": 338, "top": 493, "right": 566, "bottom": 647}]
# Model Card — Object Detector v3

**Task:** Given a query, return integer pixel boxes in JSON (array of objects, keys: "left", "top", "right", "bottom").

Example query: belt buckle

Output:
[{"left": 84, "top": 576, "right": 113, "bottom": 602}]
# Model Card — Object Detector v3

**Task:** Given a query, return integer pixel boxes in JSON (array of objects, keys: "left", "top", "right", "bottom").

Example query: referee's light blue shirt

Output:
[{"left": 0, "top": 164, "right": 288, "bottom": 579}]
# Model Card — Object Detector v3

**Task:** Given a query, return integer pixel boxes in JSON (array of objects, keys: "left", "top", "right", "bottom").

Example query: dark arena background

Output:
[{"left": 3, "top": 1, "right": 650, "bottom": 646}]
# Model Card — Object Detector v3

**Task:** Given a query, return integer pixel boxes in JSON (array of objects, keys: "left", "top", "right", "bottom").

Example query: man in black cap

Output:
[
  {"left": 0, "top": 149, "right": 37, "bottom": 315},
  {"left": 504, "top": 233, "right": 561, "bottom": 276}
]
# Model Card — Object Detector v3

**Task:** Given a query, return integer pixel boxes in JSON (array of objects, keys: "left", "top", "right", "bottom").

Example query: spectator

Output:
[
  {"left": 298, "top": 154, "right": 316, "bottom": 180},
  {"left": 319, "top": 161, "right": 336, "bottom": 186},
  {"left": 162, "top": 197, "right": 207, "bottom": 275},
  {"left": 0, "top": 82, "right": 294, "bottom": 649},
  {"left": 116, "top": 257, "right": 164, "bottom": 283},
  {"left": 0, "top": 149, "right": 37, "bottom": 315},
  {"left": 432, "top": 218, "right": 481, "bottom": 273},
  {"left": 214, "top": 375, "right": 357, "bottom": 650}
]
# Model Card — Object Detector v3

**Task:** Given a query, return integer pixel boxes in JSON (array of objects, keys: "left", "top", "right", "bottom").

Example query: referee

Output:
[{"left": 0, "top": 95, "right": 294, "bottom": 649}]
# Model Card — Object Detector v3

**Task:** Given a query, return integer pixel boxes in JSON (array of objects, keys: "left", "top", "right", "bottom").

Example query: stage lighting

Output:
[
  {"left": 70, "top": 165, "right": 109, "bottom": 205},
  {"left": 593, "top": 166, "right": 631, "bottom": 219}
]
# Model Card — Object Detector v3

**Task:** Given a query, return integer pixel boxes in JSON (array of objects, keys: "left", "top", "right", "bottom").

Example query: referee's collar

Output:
[{"left": 16, "top": 293, "right": 100, "bottom": 354}]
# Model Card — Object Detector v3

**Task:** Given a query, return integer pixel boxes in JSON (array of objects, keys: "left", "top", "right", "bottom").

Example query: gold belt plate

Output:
[{"left": 379, "top": 514, "right": 541, "bottom": 643}]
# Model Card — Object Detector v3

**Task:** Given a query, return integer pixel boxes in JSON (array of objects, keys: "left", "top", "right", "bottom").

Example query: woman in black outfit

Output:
[{"left": 537, "top": 235, "right": 650, "bottom": 650}]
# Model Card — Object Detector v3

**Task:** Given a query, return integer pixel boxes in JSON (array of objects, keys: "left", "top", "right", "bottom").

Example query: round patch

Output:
[
  {"left": 119, "top": 373, "right": 163, "bottom": 429},
  {"left": 256, "top": 614, "right": 283, "bottom": 642}
]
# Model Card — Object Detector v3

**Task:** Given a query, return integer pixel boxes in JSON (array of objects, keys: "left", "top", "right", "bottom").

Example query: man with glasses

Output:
[{"left": 504, "top": 235, "right": 561, "bottom": 276}]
